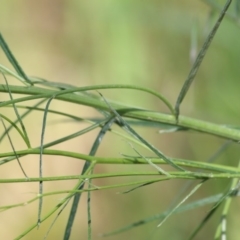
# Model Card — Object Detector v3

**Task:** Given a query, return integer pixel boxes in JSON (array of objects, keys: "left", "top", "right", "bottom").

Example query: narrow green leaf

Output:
[
  {"left": 1, "top": 72, "right": 31, "bottom": 148},
  {"left": 214, "top": 162, "right": 240, "bottom": 239},
  {"left": 102, "top": 193, "right": 224, "bottom": 237},
  {"left": 0, "top": 117, "right": 28, "bottom": 178},
  {"left": 188, "top": 178, "right": 239, "bottom": 240},
  {"left": 0, "top": 64, "right": 26, "bottom": 83},
  {"left": 38, "top": 96, "right": 55, "bottom": 227},
  {"left": 0, "top": 114, "right": 27, "bottom": 144},
  {"left": 127, "top": 142, "right": 170, "bottom": 175},
  {"left": 175, "top": 0, "right": 232, "bottom": 119},
  {"left": 157, "top": 180, "right": 205, "bottom": 228},
  {"left": 64, "top": 117, "right": 116, "bottom": 240},
  {"left": 0, "top": 100, "right": 46, "bottom": 144},
  {"left": 99, "top": 92, "right": 186, "bottom": 172},
  {"left": 0, "top": 33, "right": 32, "bottom": 85}
]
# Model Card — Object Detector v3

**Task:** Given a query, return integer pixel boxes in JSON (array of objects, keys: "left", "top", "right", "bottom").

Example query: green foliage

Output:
[{"left": 1, "top": 0, "right": 240, "bottom": 239}]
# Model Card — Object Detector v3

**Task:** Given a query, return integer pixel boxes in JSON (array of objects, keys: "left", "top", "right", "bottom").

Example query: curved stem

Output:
[
  {"left": 1, "top": 85, "right": 240, "bottom": 141},
  {"left": 1, "top": 148, "right": 240, "bottom": 174}
]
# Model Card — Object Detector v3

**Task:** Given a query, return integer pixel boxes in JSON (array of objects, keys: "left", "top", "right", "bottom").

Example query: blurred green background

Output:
[{"left": 1, "top": 0, "right": 240, "bottom": 239}]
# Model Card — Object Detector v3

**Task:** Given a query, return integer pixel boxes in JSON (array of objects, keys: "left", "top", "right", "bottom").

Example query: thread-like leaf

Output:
[
  {"left": 102, "top": 193, "right": 224, "bottom": 237},
  {"left": 64, "top": 116, "right": 116, "bottom": 240},
  {"left": 37, "top": 96, "right": 55, "bottom": 227},
  {"left": 0, "top": 33, "right": 32, "bottom": 85},
  {"left": 175, "top": 0, "right": 232, "bottom": 119},
  {"left": 99, "top": 92, "right": 186, "bottom": 172}
]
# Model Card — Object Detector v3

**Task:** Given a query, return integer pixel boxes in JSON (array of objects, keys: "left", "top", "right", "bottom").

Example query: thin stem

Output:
[
  {"left": 1, "top": 149, "right": 240, "bottom": 174},
  {"left": 1, "top": 85, "right": 240, "bottom": 141}
]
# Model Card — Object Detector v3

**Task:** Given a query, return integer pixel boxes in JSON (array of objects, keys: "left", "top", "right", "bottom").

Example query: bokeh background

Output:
[{"left": 1, "top": 0, "right": 240, "bottom": 239}]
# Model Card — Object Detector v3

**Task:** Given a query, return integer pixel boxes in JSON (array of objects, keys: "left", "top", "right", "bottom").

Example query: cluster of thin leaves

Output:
[{"left": 1, "top": 0, "right": 240, "bottom": 239}]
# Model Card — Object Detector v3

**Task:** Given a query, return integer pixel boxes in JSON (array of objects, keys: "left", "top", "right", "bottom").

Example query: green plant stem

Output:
[
  {"left": 0, "top": 174, "right": 232, "bottom": 213},
  {"left": 1, "top": 148, "right": 240, "bottom": 173},
  {"left": 64, "top": 117, "right": 116, "bottom": 240},
  {"left": 0, "top": 83, "right": 174, "bottom": 113},
  {"left": 2, "top": 171, "right": 240, "bottom": 185},
  {"left": 1, "top": 85, "right": 240, "bottom": 140},
  {"left": 14, "top": 161, "right": 96, "bottom": 240}
]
